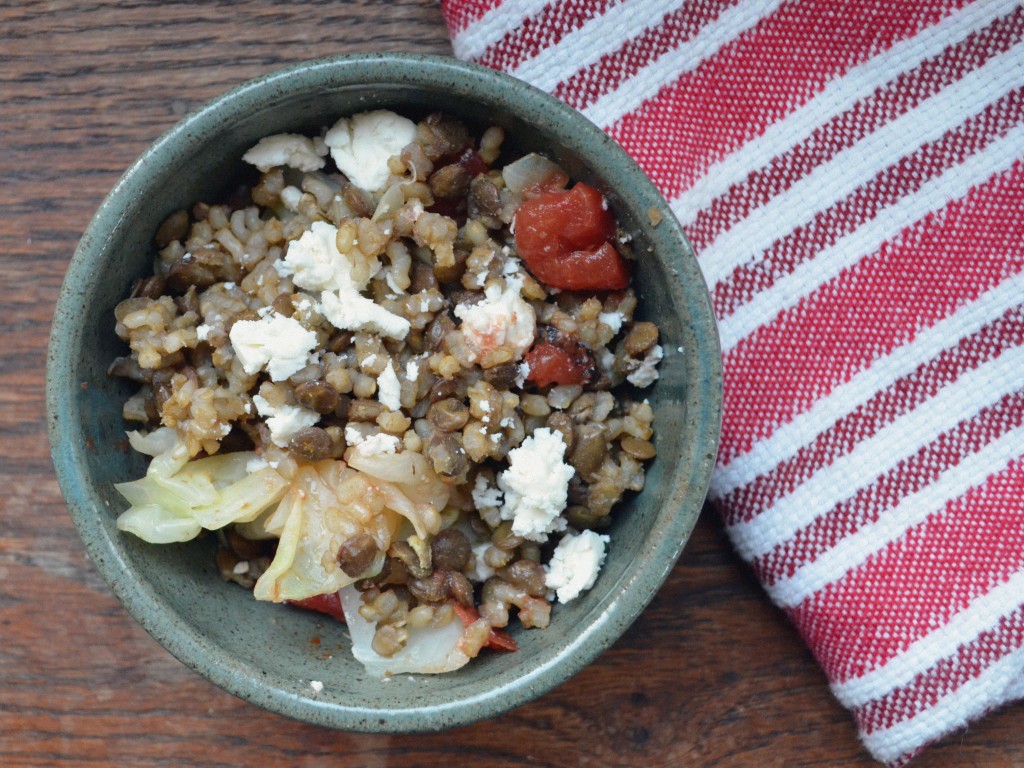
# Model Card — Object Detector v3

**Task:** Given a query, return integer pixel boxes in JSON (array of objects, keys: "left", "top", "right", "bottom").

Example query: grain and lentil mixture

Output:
[{"left": 110, "top": 110, "right": 664, "bottom": 674}]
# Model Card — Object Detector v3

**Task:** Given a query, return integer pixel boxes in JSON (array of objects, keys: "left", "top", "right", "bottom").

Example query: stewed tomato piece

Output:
[{"left": 514, "top": 182, "right": 630, "bottom": 291}]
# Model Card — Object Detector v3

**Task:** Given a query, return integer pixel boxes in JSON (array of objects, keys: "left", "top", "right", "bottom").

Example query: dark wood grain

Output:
[{"left": 2, "top": 2, "right": 1020, "bottom": 765}]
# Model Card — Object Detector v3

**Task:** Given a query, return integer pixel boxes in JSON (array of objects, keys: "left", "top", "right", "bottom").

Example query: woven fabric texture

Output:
[{"left": 442, "top": 1, "right": 1024, "bottom": 764}]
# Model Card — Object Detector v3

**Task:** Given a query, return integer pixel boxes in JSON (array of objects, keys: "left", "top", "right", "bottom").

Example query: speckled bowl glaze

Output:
[{"left": 46, "top": 53, "right": 722, "bottom": 732}]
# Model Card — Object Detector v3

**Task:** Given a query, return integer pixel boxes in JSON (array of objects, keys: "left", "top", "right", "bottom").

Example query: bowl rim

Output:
[{"left": 46, "top": 51, "right": 722, "bottom": 732}]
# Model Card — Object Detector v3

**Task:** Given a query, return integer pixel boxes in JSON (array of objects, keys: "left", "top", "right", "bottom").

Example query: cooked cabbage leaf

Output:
[
  {"left": 253, "top": 461, "right": 402, "bottom": 602},
  {"left": 114, "top": 428, "right": 288, "bottom": 544},
  {"left": 338, "top": 585, "right": 472, "bottom": 676},
  {"left": 344, "top": 446, "right": 449, "bottom": 539}
]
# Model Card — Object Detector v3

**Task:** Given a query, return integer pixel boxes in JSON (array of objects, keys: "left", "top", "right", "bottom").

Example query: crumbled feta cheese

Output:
[
  {"left": 598, "top": 311, "right": 626, "bottom": 334},
  {"left": 497, "top": 428, "right": 574, "bottom": 541},
  {"left": 279, "top": 221, "right": 409, "bottom": 340},
  {"left": 319, "top": 289, "right": 410, "bottom": 340},
  {"left": 454, "top": 277, "right": 536, "bottom": 363},
  {"left": 195, "top": 323, "right": 212, "bottom": 341},
  {"left": 344, "top": 425, "right": 366, "bottom": 446},
  {"left": 252, "top": 395, "right": 319, "bottom": 447},
  {"left": 229, "top": 311, "right": 318, "bottom": 381},
  {"left": 280, "top": 221, "right": 365, "bottom": 292},
  {"left": 354, "top": 432, "right": 400, "bottom": 457},
  {"left": 405, "top": 360, "right": 420, "bottom": 382},
  {"left": 360, "top": 353, "right": 378, "bottom": 370},
  {"left": 324, "top": 110, "right": 417, "bottom": 192},
  {"left": 310, "top": 680, "right": 324, "bottom": 694},
  {"left": 472, "top": 474, "right": 503, "bottom": 511},
  {"left": 627, "top": 344, "right": 664, "bottom": 388},
  {"left": 545, "top": 530, "right": 610, "bottom": 603},
  {"left": 245, "top": 455, "right": 269, "bottom": 473},
  {"left": 470, "top": 542, "right": 495, "bottom": 582},
  {"left": 514, "top": 361, "right": 530, "bottom": 388},
  {"left": 377, "top": 363, "right": 401, "bottom": 411},
  {"left": 242, "top": 133, "right": 327, "bottom": 173},
  {"left": 232, "top": 561, "right": 250, "bottom": 575}
]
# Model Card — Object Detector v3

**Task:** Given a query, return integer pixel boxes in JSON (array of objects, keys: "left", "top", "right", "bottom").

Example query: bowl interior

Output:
[{"left": 47, "top": 53, "right": 721, "bottom": 731}]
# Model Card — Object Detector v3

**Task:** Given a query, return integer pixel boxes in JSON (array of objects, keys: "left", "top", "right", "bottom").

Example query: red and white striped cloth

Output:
[{"left": 441, "top": 1, "right": 1024, "bottom": 764}]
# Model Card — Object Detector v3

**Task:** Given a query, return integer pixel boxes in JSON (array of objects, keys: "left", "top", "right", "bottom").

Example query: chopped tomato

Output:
[
  {"left": 514, "top": 182, "right": 630, "bottom": 291},
  {"left": 454, "top": 603, "right": 519, "bottom": 652},
  {"left": 453, "top": 147, "right": 488, "bottom": 179},
  {"left": 524, "top": 330, "right": 596, "bottom": 387},
  {"left": 288, "top": 592, "right": 346, "bottom": 622}
]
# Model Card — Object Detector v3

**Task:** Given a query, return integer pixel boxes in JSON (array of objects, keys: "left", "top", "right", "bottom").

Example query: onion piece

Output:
[{"left": 501, "top": 153, "right": 567, "bottom": 196}]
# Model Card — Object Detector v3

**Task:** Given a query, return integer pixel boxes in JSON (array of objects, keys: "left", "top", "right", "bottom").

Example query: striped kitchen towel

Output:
[{"left": 441, "top": 1, "right": 1024, "bottom": 764}]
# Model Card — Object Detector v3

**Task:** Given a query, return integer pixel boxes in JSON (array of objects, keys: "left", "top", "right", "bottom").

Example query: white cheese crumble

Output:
[
  {"left": 405, "top": 360, "right": 420, "bottom": 382},
  {"left": 278, "top": 220, "right": 362, "bottom": 291},
  {"left": 377, "top": 363, "right": 402, "bottom": 411},
  {"left": 278, "top": 221, "right": 410, "bottom": 340},
  {"left": 470, "top": 542, "right": 495, "bottom": 582},
  {"left": 324, "top": 110, "right": 417, "bottom": 192},
  {"left": 245, "top": 455, "right": 270, "bottom": 473},
  {"left": 344, "top": 424, "right": 366, "bottom": 447},
  {"left": 598, "top": 311, "right": 626, "bottom": 334},
  {"left": 626, "top": 344, "right": 664, "bottom": 388},
  {"left": 454, "top": 277, "right": 536, "bottom": 363},
  {"left": 310, "top": 680, "right": 324, "bottom": 694},
  {"left": 228, "top": 311, "right": 318, "bottom": 382},
  {"left": 514, "top": 361, "right": 530, "bottom": 388},
  {"left": 320, "top": 290, "right": 410, "bottom": 340},
  {"left": 354, "top": 432, "right": 401, "bottom": 457},
  {"left": 545, "top": 530, "right": 610, "bottom": 603},
  {"left": 252, "top": 395, "right": 319, "bottom": 448},
  {"left": 497, "top": 428, "right": 574, "bottom": 542},
  {"left": 195, "top": 323, "right": 212, "bottom": 341},
  {"left": 242, "top": 133, "right": 327, "bottom": 173},
  {"left": 471, "top": 473, "right": 503, "bottom": 511}
]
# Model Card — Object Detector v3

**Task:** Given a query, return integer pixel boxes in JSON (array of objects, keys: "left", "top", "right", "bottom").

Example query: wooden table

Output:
[{"left": 2, "top": 2, "right": 1019, "bottom": 765}]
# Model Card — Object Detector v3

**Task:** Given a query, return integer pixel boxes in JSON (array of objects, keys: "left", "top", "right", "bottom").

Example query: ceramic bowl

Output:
[{"left": 46, "top": 53, "right": 721, "bottom": 732}]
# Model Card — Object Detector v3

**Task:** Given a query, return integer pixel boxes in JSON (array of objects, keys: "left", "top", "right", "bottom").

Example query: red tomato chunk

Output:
[
  {"left": 525, "top": 337, "right": 595, "bottom": 387},
  {"left": 514, "top": 182, "right": 630, "bottom": 291},
  {"left": 288, "top": 592, "right": 346, "bottom": 622},
  {"left": 454, "top": 603, "right": 518, "bottom": 652}
]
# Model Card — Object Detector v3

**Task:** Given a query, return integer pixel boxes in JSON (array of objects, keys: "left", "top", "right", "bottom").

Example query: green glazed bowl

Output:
[{"left": 46, "top": 53, "right": 722, "bottom": 732}]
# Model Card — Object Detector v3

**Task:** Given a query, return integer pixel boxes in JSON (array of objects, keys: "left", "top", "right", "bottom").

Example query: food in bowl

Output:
[{"left": 108, "top": 108, "right": 664, "bottom": 675}]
